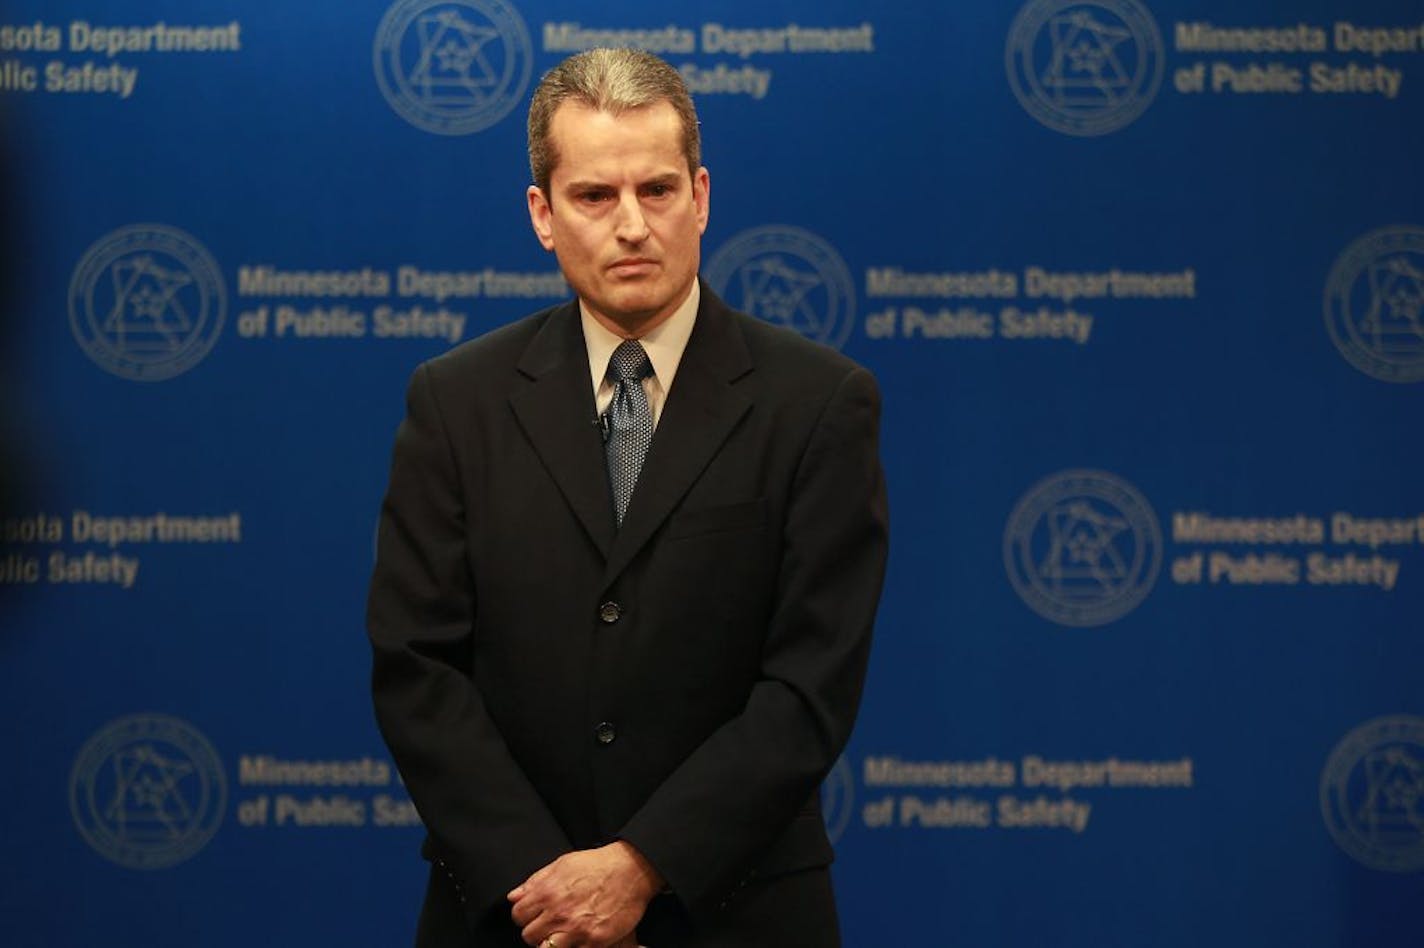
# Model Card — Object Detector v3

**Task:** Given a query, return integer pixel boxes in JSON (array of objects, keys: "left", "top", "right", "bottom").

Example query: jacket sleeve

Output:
[
  {"left": 617, "top": 365, "right": 889, "bottom": 921},
  {"left": 367, "top": 361, "right": 571, "bottom": 926}
]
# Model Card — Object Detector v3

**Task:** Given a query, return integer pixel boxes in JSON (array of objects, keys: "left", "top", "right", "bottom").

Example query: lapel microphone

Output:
[{"left": 594, "top": 411, "right": 612, "bottom": 443}]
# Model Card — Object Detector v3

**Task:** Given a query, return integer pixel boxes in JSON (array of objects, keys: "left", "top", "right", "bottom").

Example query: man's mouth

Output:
[{"left": 608, "top": 258, "right": 658, "bottom": 275}]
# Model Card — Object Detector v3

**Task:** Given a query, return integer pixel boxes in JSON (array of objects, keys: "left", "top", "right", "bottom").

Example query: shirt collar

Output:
[{"left": 581, "top": 279, "right": 700, "bottom": 394}]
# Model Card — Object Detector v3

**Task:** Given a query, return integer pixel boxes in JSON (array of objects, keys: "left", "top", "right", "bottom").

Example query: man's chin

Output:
[
  {"left": 583, "top": 276, "right": 693, "bottom": 332},
  {"left": 600, "top": 290, "right": 665, "bottom": 320}
]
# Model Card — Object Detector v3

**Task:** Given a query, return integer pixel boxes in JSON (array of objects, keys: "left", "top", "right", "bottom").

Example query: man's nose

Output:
[{"left": 614, "top": 192, "right": 650, "bottom": 243}]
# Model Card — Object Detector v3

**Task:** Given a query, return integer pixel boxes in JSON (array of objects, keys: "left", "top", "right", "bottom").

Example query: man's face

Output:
[{"left": 528, "top": 100, "right": 709, "bottom": 337}]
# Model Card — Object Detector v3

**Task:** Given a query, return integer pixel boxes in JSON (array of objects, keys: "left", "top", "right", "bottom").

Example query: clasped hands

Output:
[{"left": 508, "top": 840, "right": 663, "bottom": 948}]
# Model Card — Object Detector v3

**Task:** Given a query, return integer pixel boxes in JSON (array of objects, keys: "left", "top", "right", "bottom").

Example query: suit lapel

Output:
[
  {"left": 601, "top": 288, "right": 753, "bottom": 587},
  {"left": 509, "top": 303, "right": 617, "bottom": 559}
]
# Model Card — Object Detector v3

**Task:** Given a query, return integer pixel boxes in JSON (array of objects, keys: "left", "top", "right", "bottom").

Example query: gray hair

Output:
[{"left": 527, "top": 48, "right": 700, "bottom": 196}]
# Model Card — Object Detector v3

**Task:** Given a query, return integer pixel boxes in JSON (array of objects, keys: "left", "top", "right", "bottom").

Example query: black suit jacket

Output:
[{"left": 368, "top": 284, "right": 888, "bottom": 946}]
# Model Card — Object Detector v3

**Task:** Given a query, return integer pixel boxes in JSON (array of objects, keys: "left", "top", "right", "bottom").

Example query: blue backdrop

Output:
[{"left": 2, "top": 1, "right": 1422, "bottom": 945}]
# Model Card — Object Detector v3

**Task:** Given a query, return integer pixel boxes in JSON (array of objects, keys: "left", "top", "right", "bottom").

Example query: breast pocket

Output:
[{"left": 665, "top": 498, "right": 766, "bottom": 540}]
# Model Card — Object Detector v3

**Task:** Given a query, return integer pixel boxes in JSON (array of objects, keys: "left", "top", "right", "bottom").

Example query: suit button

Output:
[
  {"left": 595, "top": 722, "right": 616, "bottom": 744},
  {"left": 598, "top": 602, "right": 622, "bottom": 624}
]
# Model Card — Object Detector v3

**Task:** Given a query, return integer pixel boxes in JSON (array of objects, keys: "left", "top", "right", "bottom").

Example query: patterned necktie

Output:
[{"left": 603, "top": 339, "right": 654, "bottom": 526}]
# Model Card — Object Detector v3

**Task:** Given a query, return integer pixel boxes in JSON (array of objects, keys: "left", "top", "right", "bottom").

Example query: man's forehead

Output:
[{"left": 546, "top": 101, "right": 687, "bottom": 181}]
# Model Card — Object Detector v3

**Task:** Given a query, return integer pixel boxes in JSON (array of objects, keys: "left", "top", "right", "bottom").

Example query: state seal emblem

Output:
[
  {"left": 68, "top": 224, "right": 226, "bottom": 381},
  {"left": 1004, "top": 469, "right": 1162, "bottom": 627},
  {"left": 1006, "top": 0, "right": 1164, "bottom": 136},
  {"left": 1324, "top": 226, "right": 1424, "bottom": 383},
  {"left": 1320, "top": 715, "right": 1424, "bottom": 872},
  {"left": 704, "top": 226, "right": 857, "bottom": 349},
  {"left": 374, "top": 0, "right": 532, "bottom": 135},
  {"left": 69, "top": 714, "right": 227, "bottom": 869}
]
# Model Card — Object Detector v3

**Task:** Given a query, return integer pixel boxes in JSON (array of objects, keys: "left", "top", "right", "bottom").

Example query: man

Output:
[{"left": 368, "top": 48, "right": 888, "bottom": 948}]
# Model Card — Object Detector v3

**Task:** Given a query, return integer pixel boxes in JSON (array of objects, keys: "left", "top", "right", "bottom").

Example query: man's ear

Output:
[
  {"left": 693, "top": 167, "right": 710, "bottom": 235},
  {"left": 527, "top": 185, "right": 555, "bottom": 251}
]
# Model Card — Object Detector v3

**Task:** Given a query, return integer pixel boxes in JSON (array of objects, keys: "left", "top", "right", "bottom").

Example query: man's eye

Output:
[
  {"left": 644, "top": 184, "right": 673, "bottom": 197},
  {"left": 580, "top": 191, "right": 612, "bottom": 203}
]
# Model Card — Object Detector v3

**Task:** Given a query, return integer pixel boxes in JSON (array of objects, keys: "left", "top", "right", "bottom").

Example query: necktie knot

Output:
[{"left": 607, "top": 339, "right": 653, "bottom": 385}]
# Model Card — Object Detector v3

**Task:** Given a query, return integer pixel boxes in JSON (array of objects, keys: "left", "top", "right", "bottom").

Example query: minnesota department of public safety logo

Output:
[
  {"left": 1006, "top": 0, "right": 1164, "bottom": 137},
  {"left": 1004, "top": 469, "right": 1162, "bottom": 627},
  {"left": 1324, "top": 226, "right": 1424, "bottom": 384},
  {"left": 69, "top": 714, "right": 227, "bottom": 870},
  {"left": 373, "top": 0, "right": 532, "bottom": 135},
  {"left": 704, "top": 226, "right": 857, "bottom": 349},
  {"left": 1320, "top": 715, "right": 1424, "bottom": 872},
  {"left": 68, "top": 224, "right": 226, "bottom": 382},
  {"left": 821, "top": 755, "right": 854, "bottom": 845}
]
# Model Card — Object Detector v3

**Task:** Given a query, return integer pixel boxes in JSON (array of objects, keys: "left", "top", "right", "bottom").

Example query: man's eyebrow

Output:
[{"left": 561, "top": 172, "right": 683, "bottom": 192}]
